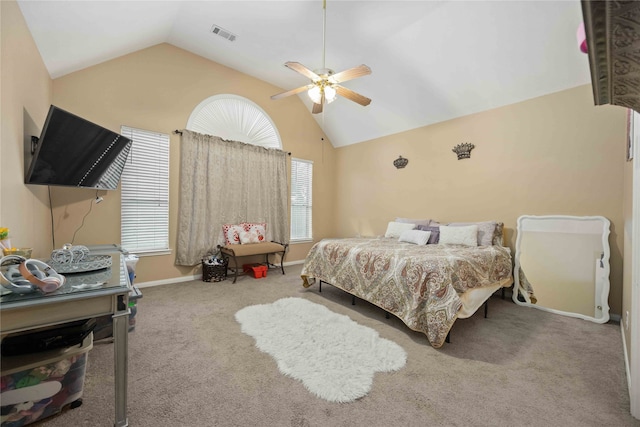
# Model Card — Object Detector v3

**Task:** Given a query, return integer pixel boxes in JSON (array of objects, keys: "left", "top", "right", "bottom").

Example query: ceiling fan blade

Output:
[
  {"left": 312, "top": 91, "right": 324, "bottom": 114},
  {"left": 285, "top": 62, "right": 320, "bottom": 81},
  {"left": 312, "top": 102, "right": 323, "bottom": 114},
  {"left": 335, "top": 85, "right": 372, "bottom": 106},
  {"left": 329, "top": 64, "right": 371, "bottom": 84},
  {"left": 271, "top": 84, "right": 313, "bottom": 100}
]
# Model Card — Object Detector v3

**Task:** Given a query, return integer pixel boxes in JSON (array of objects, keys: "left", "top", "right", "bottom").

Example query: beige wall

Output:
[
  {"left": 334, "top": 85, "right": 627, "bottom": 315},
  {"left": 0, "top": 0, "right": 52, "bottom": 257},
  {"left": 49, "top": 43, "right": 335, "bottom": 283}
]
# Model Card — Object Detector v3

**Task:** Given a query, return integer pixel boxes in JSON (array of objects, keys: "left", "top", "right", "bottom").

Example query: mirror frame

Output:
[{"left": 512, "top": 215, "right": 611, "bottom": 324}]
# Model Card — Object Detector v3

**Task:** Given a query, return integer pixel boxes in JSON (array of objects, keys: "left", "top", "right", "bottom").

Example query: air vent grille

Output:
[{"left": 210, "top": 25, "right": 237, "bottom": 42}]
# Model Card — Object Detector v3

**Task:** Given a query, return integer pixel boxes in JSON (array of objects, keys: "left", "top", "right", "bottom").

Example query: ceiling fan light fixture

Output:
[
  {"left": 308, "top": 84, "right": 337, "bottom": 104},
  {"left": 324, "top": 85, "right": 337, "bottom": 103},
  {"left": 308, "top": 86, "right": 323, "bottom": 104}
]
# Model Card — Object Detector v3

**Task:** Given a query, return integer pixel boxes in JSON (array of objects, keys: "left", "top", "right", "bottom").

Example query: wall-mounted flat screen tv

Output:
[{"left": 25, "top": 105, "right": 132, "bottom": 190}]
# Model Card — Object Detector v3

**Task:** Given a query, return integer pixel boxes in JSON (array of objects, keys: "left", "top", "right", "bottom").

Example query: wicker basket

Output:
[{"left": 202, "top": 257, "right": 229, "bottom": 282}]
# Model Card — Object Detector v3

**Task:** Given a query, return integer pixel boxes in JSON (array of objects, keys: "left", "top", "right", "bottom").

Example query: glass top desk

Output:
[{"left": 0, "top": 251, "right": 131, "bottom": 427}]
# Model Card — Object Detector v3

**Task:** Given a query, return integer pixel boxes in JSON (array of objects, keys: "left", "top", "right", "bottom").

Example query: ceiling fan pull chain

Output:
[{"left": 322, "top": 0, "right": 327, "bottom": 70}]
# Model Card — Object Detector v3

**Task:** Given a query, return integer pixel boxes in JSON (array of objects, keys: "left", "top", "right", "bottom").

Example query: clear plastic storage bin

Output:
[{"left": 1, "top": 333, "right": 93, "bottom": 426}]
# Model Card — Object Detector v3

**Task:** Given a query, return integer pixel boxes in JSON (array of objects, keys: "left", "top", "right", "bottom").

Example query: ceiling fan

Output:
[{"left": 270, "top": 0, "right": 372, "bottom": 114}]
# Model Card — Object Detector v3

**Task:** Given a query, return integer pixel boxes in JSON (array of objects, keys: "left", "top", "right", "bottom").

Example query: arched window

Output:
[{"left": 186, "top": 94, "right": 282, "bottom": 149}]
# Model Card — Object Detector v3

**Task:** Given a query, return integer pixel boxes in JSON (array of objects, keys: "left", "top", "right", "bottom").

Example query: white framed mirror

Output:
[{"left": 513, "top": 215, "right": 611, "bottom": 323}]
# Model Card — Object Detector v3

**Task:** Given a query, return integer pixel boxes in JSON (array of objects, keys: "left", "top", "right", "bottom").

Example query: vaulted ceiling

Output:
[{"left": 17, "top": 0, "right": 591, "bottom": 147}]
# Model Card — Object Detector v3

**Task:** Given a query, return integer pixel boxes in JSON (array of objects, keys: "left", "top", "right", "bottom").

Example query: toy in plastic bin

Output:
[{"left": 202, "top": 255, "right": 228, "bottom": 282}]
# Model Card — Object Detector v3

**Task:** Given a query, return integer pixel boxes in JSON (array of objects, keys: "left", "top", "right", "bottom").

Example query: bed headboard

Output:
[{"left": 395, "top": 217, "right": 506, "bottom": 246}]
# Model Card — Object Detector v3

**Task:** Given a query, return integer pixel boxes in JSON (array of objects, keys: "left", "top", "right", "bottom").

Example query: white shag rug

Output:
[{"left": 234, "top": 297, "right": 407, "bottom": 403}]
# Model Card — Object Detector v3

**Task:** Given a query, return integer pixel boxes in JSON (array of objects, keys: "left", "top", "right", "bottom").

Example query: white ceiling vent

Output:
[{"left": 210, "top": 25, "right": 236, "bottom": 42}]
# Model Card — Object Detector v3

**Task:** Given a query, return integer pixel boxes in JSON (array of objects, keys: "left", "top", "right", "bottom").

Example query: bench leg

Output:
[
  {"left": 230, "top": 255, "right": 238, "bottom": 284},
  {"left": 279, "top": 251, "right": 285, "bottom": 275},
  {"left": 265, "top": 252, "right": 286, "bottom": 275}
]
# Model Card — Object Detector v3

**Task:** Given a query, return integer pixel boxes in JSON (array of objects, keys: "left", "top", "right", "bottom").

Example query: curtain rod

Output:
[{"left": 173, "top": 129, "right": 290, "bottom": 155}]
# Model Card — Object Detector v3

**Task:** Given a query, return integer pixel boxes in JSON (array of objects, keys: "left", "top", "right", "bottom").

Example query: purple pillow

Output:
[{"left": 416, "top": 225, "right": 440, "bottom": 244}]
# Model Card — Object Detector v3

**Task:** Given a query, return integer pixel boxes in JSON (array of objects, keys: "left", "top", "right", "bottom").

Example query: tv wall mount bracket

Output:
[{"left": 31, "top": 136, "right": 39, "bottom": 154}]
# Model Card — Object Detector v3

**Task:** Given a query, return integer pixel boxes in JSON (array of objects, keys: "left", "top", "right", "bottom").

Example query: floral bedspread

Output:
[{"left": 301, "top": 237, "right": 513, "bottom": 348}]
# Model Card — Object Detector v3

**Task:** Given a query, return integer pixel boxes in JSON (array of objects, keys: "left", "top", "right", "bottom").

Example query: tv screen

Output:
[{"left": 25, "top": 105, "right": 132, "bottom": 190}]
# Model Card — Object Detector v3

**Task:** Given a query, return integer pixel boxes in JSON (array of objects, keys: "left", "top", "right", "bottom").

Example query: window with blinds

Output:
[
  {"left": 290, "top": 158, "right": 313, "bottom": 242},
  {"left": 187, "top": 94, "right": 282, "bottom": 149},
  {"left": 120, "top": 126, "right": 170, "bottom": 254}
]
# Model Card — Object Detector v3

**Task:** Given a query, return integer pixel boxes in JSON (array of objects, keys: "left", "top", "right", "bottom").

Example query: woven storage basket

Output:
[{"left": 202, "top": 258, "right": 228, "bottom": 282}]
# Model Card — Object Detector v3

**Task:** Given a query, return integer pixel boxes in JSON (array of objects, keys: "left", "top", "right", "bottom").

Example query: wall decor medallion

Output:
[
  {"left": 393, "top": 155, "right": 409, "bottom": 169},
  {"left": 452, "top": 143, "right": 475, "bottom": 160}
]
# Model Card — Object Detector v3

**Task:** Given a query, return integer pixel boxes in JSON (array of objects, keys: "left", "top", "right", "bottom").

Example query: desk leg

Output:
[{"left": 113, "top": 309, "right": 130, "bottom": 427}]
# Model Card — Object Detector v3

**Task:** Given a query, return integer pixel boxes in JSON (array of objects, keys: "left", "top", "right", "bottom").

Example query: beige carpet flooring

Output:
[{"left": 37, "top": 264, "right": 638, "bottom": 427}]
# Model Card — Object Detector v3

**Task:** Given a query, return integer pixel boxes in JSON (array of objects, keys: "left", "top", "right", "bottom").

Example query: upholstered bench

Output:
[{"left": 217, "top": 241, "right": 288, "bottom": 283}]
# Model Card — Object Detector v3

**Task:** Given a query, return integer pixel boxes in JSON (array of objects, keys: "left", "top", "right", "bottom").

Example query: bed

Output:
[{"left": 301, "top": 221, "right": 513, "bottom": 348}]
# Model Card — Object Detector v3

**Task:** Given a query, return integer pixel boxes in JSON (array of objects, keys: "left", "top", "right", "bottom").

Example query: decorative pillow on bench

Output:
[
  {"left": 222, "top": 224, "right": 244, "bottom": 245},
  {"left": 242, "top": 222, "right": 266, "bottom": 243},
  {"left": 222, "top": 222, "right": 267, "bottom": 245},
  {"left": 240, "top": 230, "right": 260, "bottom": 244}
]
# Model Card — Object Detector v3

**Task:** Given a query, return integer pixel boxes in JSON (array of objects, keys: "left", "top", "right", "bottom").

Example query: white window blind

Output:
[
  {"left": 291, "top": 158, "right": 313, "bottom": 241},
  {"left": 120, "top": 126, "right": 170, "bottom": 254},
  {"left": 186, "top": 94, "right": 282, "bottom": 149}
]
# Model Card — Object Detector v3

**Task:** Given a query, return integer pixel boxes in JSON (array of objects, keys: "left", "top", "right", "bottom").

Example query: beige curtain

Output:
[{"left": 176, "top": 130, "right": 289, "bottom": 266}]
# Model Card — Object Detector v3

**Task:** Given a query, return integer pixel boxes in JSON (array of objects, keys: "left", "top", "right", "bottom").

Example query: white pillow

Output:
[
  {"left": 399, "top": 230, "right": 431, "bottom": 245},
  {"left": 439, "top": 225, "right": 478, "bottom": 246},
  {"left": 384, "top": 221, "right": 416, "bottom": 238},
  {"left": 447, "top": 221, "right": 497, "bottom": 246}
]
